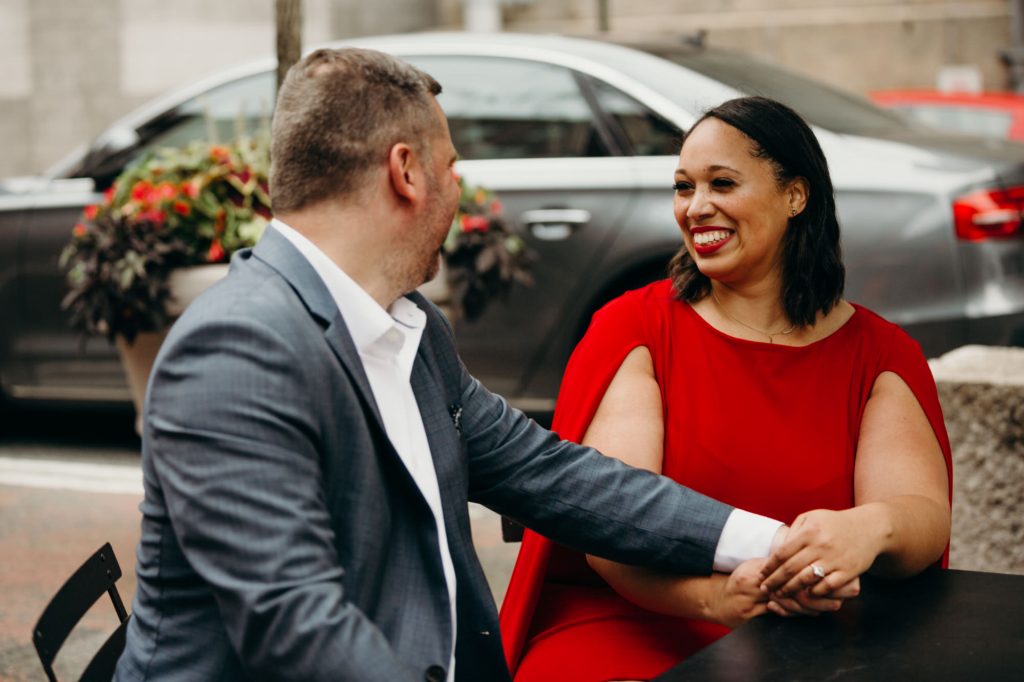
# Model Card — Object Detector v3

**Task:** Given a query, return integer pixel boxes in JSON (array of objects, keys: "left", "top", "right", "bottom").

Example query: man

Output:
[{"left": 115, "top": 48, "right": 820, "bottom": 682}]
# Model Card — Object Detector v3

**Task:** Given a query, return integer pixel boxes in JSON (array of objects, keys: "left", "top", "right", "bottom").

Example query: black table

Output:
[{"left": 655, "top": 568, "right": 1024, "bottom": 681}]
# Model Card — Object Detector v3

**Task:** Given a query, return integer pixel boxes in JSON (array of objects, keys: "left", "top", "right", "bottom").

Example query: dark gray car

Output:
[{"left": 2, "top": 33, "right": 1023, "bottom": 419}]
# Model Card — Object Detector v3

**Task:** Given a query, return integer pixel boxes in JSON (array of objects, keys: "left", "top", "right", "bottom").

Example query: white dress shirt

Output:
[
  {"left": 270, "top": 219, "right": 782, "bottom": 678},
  {"left": 272, "top": 220, "right": 458, "bottom": 680}
]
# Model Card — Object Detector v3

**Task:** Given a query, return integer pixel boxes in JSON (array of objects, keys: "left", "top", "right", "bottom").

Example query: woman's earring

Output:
[{"left": 790, "top": 207, "right": 797, "bottom": 216}]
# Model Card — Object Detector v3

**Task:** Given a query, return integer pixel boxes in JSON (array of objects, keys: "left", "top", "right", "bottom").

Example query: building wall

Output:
[
  {"left": 1, "top": 0, "right": 1015, "bottom": 178},
  {"left": 0, "top": 0, "right": 440, "bottom": 178},
  {"left": 443, "top": 0, "right": 1013, "bottom": 96}
]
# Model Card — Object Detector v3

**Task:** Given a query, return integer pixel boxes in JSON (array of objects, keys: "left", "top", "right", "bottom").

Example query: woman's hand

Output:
[
  {"left": 758, "top": 506, "right": 887, "bottom": 598},
  {"left": 766, "top": 576, "right": 861, "bottom": 617},
  {"left": 708, "top": 558, "right": 771, "bottom": 628}
]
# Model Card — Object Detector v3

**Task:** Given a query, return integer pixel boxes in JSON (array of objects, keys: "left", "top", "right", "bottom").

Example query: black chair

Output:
[
  {"left": 502, "top": 516, "right": 525, "bottom": 543},
  {"left": 33, "top": 542, "right": 131, "bottom": 682}
]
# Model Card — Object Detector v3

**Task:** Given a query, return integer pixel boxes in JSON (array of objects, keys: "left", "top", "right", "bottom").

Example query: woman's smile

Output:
[{"left": 691, "top": 226, "right": 734, "bottom": 255}]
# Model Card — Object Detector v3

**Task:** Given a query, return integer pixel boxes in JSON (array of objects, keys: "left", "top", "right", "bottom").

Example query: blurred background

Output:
[{"left": 3, "top": 0, "right": 1022, "bottom": 179}]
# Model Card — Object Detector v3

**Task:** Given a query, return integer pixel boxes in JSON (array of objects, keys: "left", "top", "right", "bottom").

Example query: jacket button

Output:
[{"left": 425, "top": 664, "right": 446, "bottom": 682}]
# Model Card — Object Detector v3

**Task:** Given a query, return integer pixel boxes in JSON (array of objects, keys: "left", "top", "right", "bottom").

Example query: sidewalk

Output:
[{"left": 0, "top": 452, "right": 518, "bottom": 681}]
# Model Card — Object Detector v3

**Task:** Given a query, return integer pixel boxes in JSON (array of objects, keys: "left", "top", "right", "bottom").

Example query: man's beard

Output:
[
  {"left": 394, "top": 171, "right": 455, "bottom": 294},
  {"left": 417, "top": 171, "right": 456, "bottom": 285}
]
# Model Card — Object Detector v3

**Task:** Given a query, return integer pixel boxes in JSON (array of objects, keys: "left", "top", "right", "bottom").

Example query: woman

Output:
[{"left": 499, "top": 96, "right": 952, "bottom": 682}]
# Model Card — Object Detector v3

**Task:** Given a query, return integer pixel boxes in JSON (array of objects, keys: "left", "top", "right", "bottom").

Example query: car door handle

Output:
[{"left": 520, "top": 209, "right": 592, "bottom": 241}]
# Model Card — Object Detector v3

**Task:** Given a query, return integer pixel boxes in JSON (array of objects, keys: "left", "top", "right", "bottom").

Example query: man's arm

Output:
[
  {"left": 457, "top": 356, "right": 731, "bottom": 576},
  {"left": 148, "top": 315, "right": 417, "bottom": 681}
]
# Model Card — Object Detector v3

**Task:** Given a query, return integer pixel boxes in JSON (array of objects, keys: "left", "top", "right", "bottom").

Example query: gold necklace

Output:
[{"left": 711, "top": 291, "right": 795, "bottom": 344}]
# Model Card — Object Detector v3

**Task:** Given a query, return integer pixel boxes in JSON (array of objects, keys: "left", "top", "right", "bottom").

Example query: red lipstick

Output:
[{"left": 690, "top": 226, "right": 733, "bottom": 256}]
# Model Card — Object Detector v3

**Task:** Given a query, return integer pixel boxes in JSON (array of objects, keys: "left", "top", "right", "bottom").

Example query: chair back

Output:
[{"left": 33, "top": 542, "right": 130, "bottom": 682}]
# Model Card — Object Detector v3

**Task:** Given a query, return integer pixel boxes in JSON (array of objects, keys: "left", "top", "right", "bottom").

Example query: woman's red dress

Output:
[{"left": 499, "top": 280, "right": 953, "bottom": 681}]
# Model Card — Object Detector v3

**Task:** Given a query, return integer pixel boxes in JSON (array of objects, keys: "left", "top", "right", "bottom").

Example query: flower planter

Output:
[
  {"left": 117, "top": 263, "right": 229, "bottom": 434},
  {"left": 417, "top": 258, "right": 456, "bottom": 322},
  {"left": 165, "top": 263, "right": 230, "bottom": 316},
  {"left": 116, "top": 330, "right": 168, "bottom": 437}
]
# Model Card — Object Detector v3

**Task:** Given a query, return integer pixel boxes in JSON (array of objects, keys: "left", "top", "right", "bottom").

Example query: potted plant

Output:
[
  {"left": 426, "top": 177, "right": 534, "bottom": 322},
  {"left": 60, "top": 137, "right": 271, "bottom": 428},
  {"left": 60, "top": 137, "right": 531, "bottom": 430}
]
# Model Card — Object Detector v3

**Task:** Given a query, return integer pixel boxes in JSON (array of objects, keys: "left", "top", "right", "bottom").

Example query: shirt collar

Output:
[{"left": 269, "top": 218, "right": 426, "bottom": 354}]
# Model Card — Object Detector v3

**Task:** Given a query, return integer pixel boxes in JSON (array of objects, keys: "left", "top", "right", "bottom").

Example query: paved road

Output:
[{"left": 0, "top": 406, "right": 518, "bottom": 681}]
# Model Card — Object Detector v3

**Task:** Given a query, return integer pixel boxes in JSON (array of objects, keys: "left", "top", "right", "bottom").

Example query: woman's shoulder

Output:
[
  {"left": 583, "top": 279, "right": 677, "bottom": 348},
  {"left": 848, "top": 303, "right": 910, "bottom": 340},
  {"left": 845, "top": 303, "right": 929, "bottom": 365},
  {"left": 594, "top": 279, "right": 677, "bottom": 320}
]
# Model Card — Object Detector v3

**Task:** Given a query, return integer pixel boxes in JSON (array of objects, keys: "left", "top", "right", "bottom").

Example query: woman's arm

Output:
[
  {"left": 761, "top": 371, "right": 951, "bottom": 597},
  {"left": 582, "top": 346, "right": 824, "bottom": 626}
]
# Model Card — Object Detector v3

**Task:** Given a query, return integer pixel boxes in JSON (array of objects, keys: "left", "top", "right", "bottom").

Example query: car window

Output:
[
  {"left": 638, "top": 45, "right": 910, "bottom": 135},
  {"left": 586, "top": 76, "right": 682, "bottom": 155},
  {"left": 135, "top": 72, "right": 275, "bottom": 155},
  {"left": 894, "top": 104, "right": 1015, "bottom": 140},
  {"left": 406, "top": 56, "right": 611, "bottom": 160},
  {"left": 67, "top": 72, "right": 274, "bottom": 185}
]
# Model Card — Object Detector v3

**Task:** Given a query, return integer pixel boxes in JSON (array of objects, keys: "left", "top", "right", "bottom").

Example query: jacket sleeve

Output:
[
  {"left": 146, "top": 314, "right": 419, "bottom": 681},
  {"left": 458, "top": 355, "right": 732, "bottom": 577}
]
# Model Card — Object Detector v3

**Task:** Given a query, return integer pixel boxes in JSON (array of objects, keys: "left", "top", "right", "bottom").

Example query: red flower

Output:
[
  {"left": 460, "top": 214, "right": 490, "bottom": 233},
  {"left": 72, "top": 223, "right": 88, "bottom": 238},
  {"left": 83, "top": 204, "right": 99, "bottom": 220},
  {"left": 172, "top": 200, "right": 191, "bottom": 216},
  {"left": 130, "top": 180, "right": 153, "bottom": 203},
  {"left": 207, "top": 239, "right": 225, "bottom": 263},
  {"left": 138, "top": 209, "right": 166, "bottom": 226},
  {"left": 209, "top": 145, "right": 231, "bottom": 163},
  {"left": 103, "top": 186, "right": 116, "bottom": 204},
  {"left": 490, "top": 200, "right": 503, "bottom": 215},
  {"left": 181, "top": 181, "right": 200, "bottom": 199},
  {"left": 155, "top": 182, "right": 178, "bottom": 201}
]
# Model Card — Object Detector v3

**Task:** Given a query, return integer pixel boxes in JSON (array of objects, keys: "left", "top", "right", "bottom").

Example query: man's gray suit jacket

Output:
[{"left": 114, "top": 226, "right": 733, "bottom": 681}]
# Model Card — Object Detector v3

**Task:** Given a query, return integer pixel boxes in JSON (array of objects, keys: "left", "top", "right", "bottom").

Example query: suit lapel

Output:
[
  {"left": 251, "top": 226, "right": 387, "bottom": 437},
  {"left": 411, "top": 320, "right": 470, "bottom": 551},
  {"left": 411, "top": 353, "right": 462, "bottom": 489},
  {"left": 323, "top": 314, "right": 387, "bottom": 431}
]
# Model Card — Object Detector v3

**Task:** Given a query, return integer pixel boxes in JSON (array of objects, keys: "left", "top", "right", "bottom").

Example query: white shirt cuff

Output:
[{"left": 712, "top": 509, "right": 784, "bottom": 572}]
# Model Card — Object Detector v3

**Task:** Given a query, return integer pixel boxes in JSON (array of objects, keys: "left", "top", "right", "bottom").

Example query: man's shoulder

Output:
[
  {"left": 164, "top": 254, "right": 321, "bottom": 359},
  {"left": 189, "top": 254, "right": 307, "bottom": 320}
]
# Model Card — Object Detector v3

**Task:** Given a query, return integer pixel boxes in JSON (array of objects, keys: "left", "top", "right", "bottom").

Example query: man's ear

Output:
[{"left": 388, "top": 142, "right": 420, "bottom": 203}]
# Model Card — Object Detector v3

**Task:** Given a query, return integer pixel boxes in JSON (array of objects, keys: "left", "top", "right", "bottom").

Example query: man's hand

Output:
[
  {"left": 766, "top": 577, "right": 861, "bottom": 617},
  {"left": 709, "top": 558, "right": 771, "bottom": 628}
]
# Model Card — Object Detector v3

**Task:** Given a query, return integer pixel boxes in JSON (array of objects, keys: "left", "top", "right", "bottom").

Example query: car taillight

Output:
[{"left": 953, "top": 186, "right": 1024, "bottom": 241}]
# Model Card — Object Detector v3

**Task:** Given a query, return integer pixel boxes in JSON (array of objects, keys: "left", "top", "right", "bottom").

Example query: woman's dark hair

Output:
[{"left": 669, "top": 96, "right": 845, "bottom": 327}]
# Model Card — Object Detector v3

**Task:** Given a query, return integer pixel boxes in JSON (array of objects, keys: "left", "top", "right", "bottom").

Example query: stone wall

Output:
[
  {"left": 930, "top": 346, "right": 1024, "bottom": 575},
  {"left": 437, "top": 0, "right": 1015, "bottom": 100}
]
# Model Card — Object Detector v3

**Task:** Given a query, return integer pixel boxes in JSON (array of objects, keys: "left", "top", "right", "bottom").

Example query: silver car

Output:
[{"left": 2, "top": 32, "right": 1023, "bottom": 419}]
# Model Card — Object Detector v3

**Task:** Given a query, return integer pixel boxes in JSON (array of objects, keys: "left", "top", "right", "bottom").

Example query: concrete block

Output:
[{"left": 929, "top": 346, "right": 1024, "bottom": 575}]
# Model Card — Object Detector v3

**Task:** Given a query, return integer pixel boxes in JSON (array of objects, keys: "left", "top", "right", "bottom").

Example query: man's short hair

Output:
[{"left": 270, "top": 47, "right": 442, "bottom": 213}]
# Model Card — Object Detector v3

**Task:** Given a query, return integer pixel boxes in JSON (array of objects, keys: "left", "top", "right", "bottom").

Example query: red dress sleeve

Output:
[
  {"left": 877, "top": 325, "right": 955, "bottom": 567},
  {"left": 499, "top": 286, "right": 662, "bottom": 674}
]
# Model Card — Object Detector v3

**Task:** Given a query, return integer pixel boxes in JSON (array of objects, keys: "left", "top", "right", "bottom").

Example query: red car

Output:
[{"left": 870, "top": 89, "right": 1024, "bottom": 141}]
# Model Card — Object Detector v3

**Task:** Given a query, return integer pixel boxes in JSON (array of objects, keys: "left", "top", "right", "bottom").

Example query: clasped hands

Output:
[{"left": 720, "top": 507, "right": 886, "bottom": 626}]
